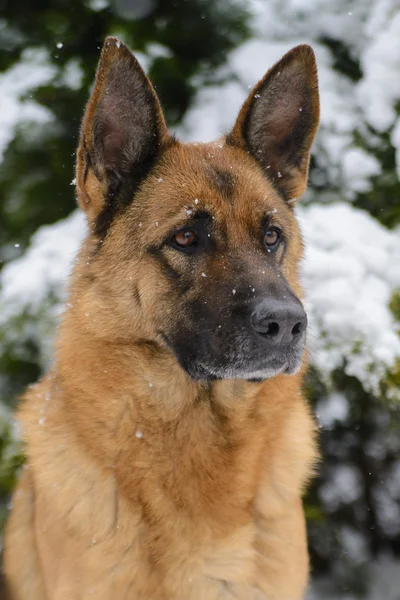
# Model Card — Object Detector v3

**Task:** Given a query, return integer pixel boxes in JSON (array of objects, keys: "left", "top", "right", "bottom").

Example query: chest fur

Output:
[{"left": 22, "top": 378, "right": 316, "bottom": 599}]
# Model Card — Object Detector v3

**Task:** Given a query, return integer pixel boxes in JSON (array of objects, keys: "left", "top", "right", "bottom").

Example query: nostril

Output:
[
  {"left": 291, "top": 321, "right": 303, "bottom": 336},
  {"left": 266, "top": 322, "right": 280, "bottom": 337}
]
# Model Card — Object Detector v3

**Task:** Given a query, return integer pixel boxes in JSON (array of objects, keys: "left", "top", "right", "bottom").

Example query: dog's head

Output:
[{"left": 75, "top": 37, "right": 319, "bottom": 382}]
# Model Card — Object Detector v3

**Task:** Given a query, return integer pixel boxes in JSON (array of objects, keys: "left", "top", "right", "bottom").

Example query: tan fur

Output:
[{"left": 4, "top": 39, "right": 320, "bottom": 599}]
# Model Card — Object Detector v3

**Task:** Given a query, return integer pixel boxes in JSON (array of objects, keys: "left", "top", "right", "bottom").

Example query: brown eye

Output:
[
  {"left": 264, "top": 227, "right": 281, "bottom": 250},
  {"left": 172, "top": 230, "right": 198, "bottom": 248}
]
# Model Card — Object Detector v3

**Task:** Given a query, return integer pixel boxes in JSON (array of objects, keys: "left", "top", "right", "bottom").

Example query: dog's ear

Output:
[
  {"left": 228, "top": 45, "right": 319, "bottom": 203},
  {"left": 76, "top": 37, "right": 170, "bottom": 220}
]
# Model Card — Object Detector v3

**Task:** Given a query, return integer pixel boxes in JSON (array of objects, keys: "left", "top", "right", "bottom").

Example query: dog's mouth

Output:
[{"left": 179, "top": 350, "right": 304, "bottom": 382}]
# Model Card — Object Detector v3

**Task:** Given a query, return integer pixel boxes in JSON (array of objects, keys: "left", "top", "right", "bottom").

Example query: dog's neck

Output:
[{"left": 52, "top": 296, "right": 303, "bottom": 528}]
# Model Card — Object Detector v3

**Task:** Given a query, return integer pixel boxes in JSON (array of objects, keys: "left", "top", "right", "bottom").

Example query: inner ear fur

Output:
[
  {"left": 76, "top": 37, "right": 170, "bottom": 221},
  {"left": 228, "top": 44, "right": 320, "bottom": 203}
]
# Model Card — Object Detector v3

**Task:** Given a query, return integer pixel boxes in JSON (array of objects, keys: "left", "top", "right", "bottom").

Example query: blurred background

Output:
[{"left": 0, "top": 0, "right": 399, "bottom": 598}]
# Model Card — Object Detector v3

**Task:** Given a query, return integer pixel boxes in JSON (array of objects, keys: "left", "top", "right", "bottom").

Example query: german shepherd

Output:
[{"left": 3, "top": 37, "right": 320, "bottom": 599}]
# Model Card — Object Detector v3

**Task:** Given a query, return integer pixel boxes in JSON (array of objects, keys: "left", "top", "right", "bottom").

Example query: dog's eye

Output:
[
  {"left": 171, "top": 230, "right": 198, "bottom": 249},
  {"left": 264, "top": 226, "right": 281, "bottom": 250}
]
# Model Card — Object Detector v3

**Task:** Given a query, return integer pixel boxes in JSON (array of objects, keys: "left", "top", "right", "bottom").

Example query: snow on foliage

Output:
[
  {"left": 0, "top": 212, "right": 87, "bottom": 365},
  {"left": 308, "top": 559, "right": 400, "bottom": 600},
  {"left": 0, "top": 211, "right": 86, "bottom": 320},
  {"left": 299, "top": 203, "right": 400, "bottom": 396},
  {"left": 358, "top": 3, "right": 400, "bottom": 133},
  {"left": 0, "top": 48, "right": 56, "bottom": 161}
]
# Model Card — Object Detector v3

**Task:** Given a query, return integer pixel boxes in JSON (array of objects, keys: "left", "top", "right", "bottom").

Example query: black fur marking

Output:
[
  {"left": 83, "top": 149, "right": 92, "bottom": 184},
  {"left": 93, "top": 164, "right": 149, "bottom": 240},
  {"left": 0, "top": 569, "right": 10, "bottom": 600},
  {"left": 178, "top": 279, "right": 192, "bottom": 295},
  {"left": 207, "top": 167, "right": 235, "bottom": 201},
  {"left": 208, "top": 388, "right": 236, "bottom": 443},
  {"left": 148, "top": 249, "right": 182, "bottom": 281},
  {"left": 132, "top": 285, "right": 142, "bottom": 307}
]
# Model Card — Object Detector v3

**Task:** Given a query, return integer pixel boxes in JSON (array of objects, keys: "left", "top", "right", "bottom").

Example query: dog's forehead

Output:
[{"left": 151, "top": 141, "right": 284, "bottom": 214}]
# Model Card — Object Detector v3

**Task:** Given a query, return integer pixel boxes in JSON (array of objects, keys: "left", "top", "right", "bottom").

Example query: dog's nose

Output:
[{"left": 251, "top": 299, "right": 307, "bottom": 345}]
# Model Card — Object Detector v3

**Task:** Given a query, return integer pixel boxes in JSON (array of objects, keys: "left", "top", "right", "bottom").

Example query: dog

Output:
[{"left": 3, "top": 37, "right": 320, "bottom": 599}]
